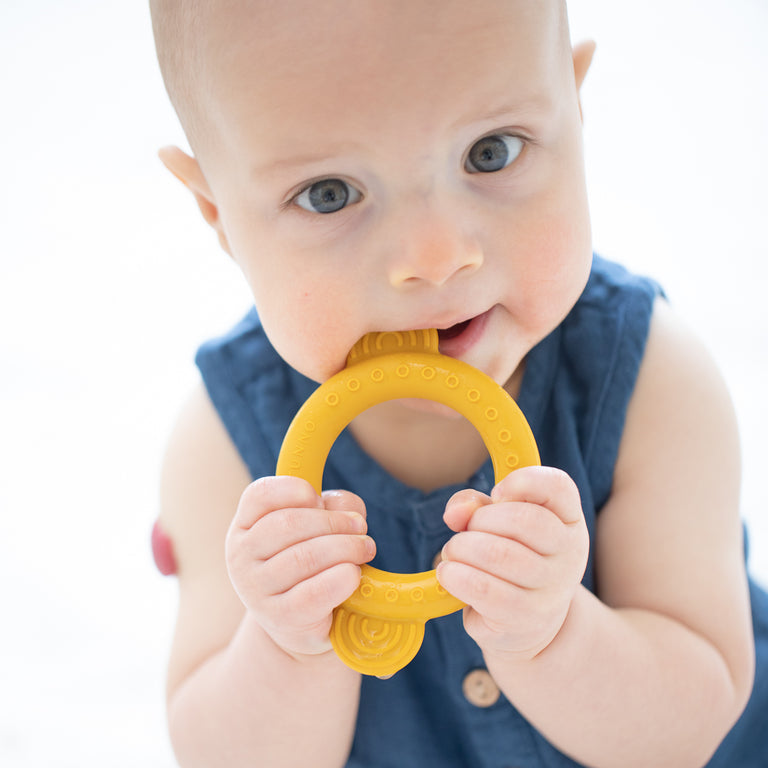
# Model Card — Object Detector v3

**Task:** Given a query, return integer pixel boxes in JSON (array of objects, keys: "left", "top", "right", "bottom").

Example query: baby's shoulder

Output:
[{"left": 616, "top": 296, "right": 738, "bottom": 489}]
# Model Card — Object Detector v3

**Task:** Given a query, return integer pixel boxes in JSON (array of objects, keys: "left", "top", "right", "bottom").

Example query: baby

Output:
[{"left": 149, "top": 1, "right": 767, "bottom": 766}]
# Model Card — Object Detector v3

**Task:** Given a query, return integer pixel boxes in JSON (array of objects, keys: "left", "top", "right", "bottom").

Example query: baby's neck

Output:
[{"left": 348, "top": 400, "right": 493, "bottom": 493}]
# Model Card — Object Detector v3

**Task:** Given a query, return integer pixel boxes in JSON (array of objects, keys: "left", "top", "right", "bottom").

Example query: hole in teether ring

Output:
[{"left": 350, "top": 403, "right": 490, "bottom": 494}]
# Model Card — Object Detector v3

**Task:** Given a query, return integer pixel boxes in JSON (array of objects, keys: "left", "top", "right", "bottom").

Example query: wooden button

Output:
[{"left": 462, "top": 668, "right": 501, "bottom": 708}]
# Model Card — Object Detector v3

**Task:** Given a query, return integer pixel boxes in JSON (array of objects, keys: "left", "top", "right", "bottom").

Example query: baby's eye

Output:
[
  {"left": 465, "top": 134, "right": 524, "bottom": 173},
  {"left": 294, "top": 178, "right": 362, "bottom": 214}
]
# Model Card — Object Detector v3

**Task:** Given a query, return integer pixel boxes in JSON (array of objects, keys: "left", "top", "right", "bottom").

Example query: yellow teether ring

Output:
[{"left": 276, "top": 329, "right": 540, "bottom": 676}]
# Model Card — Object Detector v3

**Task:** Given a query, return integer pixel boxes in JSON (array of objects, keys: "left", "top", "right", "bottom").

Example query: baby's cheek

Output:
[
  {"left": 262, "top": 310, "right": 362, "bottom": 383},
  {"left": 522, "top": 233, "right": 591, "bottom": 328}
]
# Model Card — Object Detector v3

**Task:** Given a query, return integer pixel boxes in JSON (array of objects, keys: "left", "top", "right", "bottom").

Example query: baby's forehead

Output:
[
  {"left": 152, "top": 0, "right": 570, "bottom": 153},
  {"left": 213, "top": 2, "right": 568, "bottom": 88}
]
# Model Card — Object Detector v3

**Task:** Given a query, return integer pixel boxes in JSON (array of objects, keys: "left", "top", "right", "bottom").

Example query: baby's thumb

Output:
[
  {"left": 444, "top": 489, "right": 490, "bottom": 532},
  {"left": 321, "top": 489, "right": 368, "bottom": 521}
]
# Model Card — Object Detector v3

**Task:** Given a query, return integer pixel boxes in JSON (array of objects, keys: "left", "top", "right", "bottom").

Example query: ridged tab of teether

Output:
[
  {"left": 346, "top": 329, "right": 439, "bottom": 366},
  {"left": 330, "top": 606, "right": 426, "bottom": 676},
  {"left": 328, "top": 566, "right": 463, "bottom": 676}
]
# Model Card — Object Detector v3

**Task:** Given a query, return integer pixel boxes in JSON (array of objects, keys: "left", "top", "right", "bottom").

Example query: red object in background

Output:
[{"left": 151, "top": 519, "right": 178, "bottom": 576}]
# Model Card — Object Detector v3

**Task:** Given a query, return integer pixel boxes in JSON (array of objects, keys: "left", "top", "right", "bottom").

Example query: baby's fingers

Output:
[
  {"left": 491, "top": 466, "right": 583, "bottom": 525},
  {"left": 436, "top": 559, "right": 520, "bottom": 624},
  {"left": 261, "top": 562, "right": 367, "bottom": 656},
  {"left": 444, "top": 488, "right": 491, "bottom": 532},
  {"left": 441, "top": 531, "right": 547, "bottom": 589},
  {"left": 279, "top": 561, "right": 367, "bottom": 621},
  {"left": 231, "top": 481, "right": 368, "bottom": 561},
  {"left": 244, "top": 508, "right": 368, "bottom": 562},
  {"left": 322, "top": 489, "right": 367, "bottom": 520},
  {"left": 263, "top": 533, "right": 376, "bottom": 595},
  {"left": 233, "top": 475, "right": 321, "bottom": 531},
  {"left": 463, "top": 502, "right": 564, "bottom": 557}
]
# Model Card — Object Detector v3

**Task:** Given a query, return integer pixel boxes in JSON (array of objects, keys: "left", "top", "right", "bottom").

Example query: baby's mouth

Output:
[
  {"left": 437, "top": 319, "right": 472, "bottom": 342},
  {"left": 436, "top": 310, "right": 493, "bottom": 358}
]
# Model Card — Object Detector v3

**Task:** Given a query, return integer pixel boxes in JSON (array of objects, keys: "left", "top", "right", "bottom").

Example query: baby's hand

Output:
[
  {"left": 438, "top": 467, "right": 588, "bottom": 661},
  {"left": 225, "top": 476, "right": 375, "bottom": 658}
]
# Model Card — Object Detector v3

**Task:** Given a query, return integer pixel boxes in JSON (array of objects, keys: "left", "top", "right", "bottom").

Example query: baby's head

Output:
[{"left": 151, "top": 0, "right": 595, "bottom": 388}]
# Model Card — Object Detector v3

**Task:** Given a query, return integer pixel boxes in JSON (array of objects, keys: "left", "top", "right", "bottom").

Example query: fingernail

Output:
[
  {"left": 363, "top": 536, "right": 377, "bottom": 558},
  {"left": 346, "top": 512, "right": 366, "bottom": 533}
]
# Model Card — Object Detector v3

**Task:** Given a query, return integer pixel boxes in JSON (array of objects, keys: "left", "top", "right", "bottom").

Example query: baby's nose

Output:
[{"left": 387, "top": 209, "right": 483, "bottom": 288}]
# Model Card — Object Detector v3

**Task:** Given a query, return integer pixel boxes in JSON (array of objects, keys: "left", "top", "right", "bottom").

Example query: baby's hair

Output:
[{"left": 150, "top": 0, "right": 209, "bottom": 151}]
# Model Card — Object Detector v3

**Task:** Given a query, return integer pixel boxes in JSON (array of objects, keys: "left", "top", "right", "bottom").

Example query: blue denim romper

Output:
[{"left": 197, "top": 255, "right": 767, "bottom": 767}]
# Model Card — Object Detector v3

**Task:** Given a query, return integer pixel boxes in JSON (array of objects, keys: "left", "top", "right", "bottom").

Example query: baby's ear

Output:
[
  {"left": 572, "top": 40, "right": 596, "bottom": 122},
  {"left": 158, "top": 146, "right": 232, "bottom": 256}
]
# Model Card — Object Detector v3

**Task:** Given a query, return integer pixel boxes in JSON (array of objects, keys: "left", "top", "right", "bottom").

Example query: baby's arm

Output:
[
  {"left": 159, "top": 385, "right": 372, "bottom": 768},
  {"left": 439, "top": 299, "right": 755, "bottom": 768}
]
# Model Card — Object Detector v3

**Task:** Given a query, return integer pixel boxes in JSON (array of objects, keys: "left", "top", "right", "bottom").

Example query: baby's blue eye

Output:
[
  {"left": 465, "top": 135, "right": 524, "bottom": 173},
  {"left": 295, "top": 178, "right": 362, "bottom": 214}
]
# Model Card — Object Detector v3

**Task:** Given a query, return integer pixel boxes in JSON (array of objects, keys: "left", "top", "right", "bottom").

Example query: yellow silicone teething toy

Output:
[{"left": 276, "top": 329, "right": 540, "bottom": 676}]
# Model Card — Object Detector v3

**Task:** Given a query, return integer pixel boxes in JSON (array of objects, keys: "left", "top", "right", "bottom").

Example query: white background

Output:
[{"left": 1, "top": 2, "right": 766, "bottom": 765}]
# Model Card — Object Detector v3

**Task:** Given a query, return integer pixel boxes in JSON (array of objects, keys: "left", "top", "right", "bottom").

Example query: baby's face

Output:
[{"left": 196, "top": 0, "right": 592, "bottom": 387}]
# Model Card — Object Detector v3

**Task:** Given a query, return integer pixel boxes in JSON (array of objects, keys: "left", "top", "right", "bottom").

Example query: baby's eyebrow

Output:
[
  {"left": 251, "top": 95, "right": 554, "bottom": 181},
  {"left": 452, "top": 95, "right": 555, "bottom": 131},
  {"left": 252, "top": 143, "right": 366, "bottom": 179}
]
